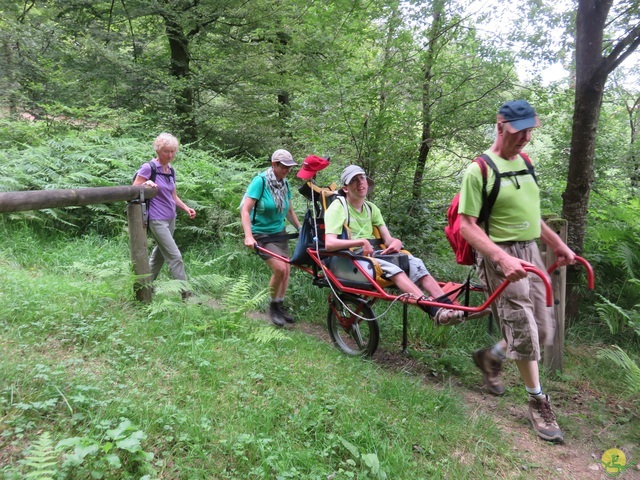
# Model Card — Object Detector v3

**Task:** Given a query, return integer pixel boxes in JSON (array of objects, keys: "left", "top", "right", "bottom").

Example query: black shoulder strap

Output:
[
  {"left": 475, "top": 154, "right": 498, "bottom": 235},
  {"left": 252, "top": 175, "right": 266, "bottom": 225},
  {"left": 520, "top": 152, "right": 538, "bottom": 184},
  {"left": 148, "top": 162, "right": 176, "bottom": 183},
  {"left": 148, "top": 162, "right": 157, "bottom": 182},
  {"left": 477, "top": 153, "right": 538, "bottom": 236}
]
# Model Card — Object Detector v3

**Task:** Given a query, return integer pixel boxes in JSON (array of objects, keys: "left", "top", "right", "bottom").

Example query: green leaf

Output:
[
  {"left": 339, "top": 437, "right": 359, "bottom": 458},
  {"left": 105, "top": 453, "right": 122, "bottom": 468}
]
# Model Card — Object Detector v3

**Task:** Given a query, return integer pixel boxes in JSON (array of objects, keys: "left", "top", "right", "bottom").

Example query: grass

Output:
[{"left": 1, "top": 225, "right": 639, "bottom": 479}]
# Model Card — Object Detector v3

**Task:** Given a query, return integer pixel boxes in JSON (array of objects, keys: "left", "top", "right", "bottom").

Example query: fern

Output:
[
  {"left": 249, "top": 326, "right": 292, "bottom": 344},
  {"left": 190, "top": 273, "right": 233, "bottom": 291},
  {"left": 611, "top": 237, "right": 640, "bottom": 279},
  {"left": 223, "top": 275, "right": 268, "bottom": 315},
  {"left": 595, "top": 294, "right": 631, "bottom": 335},
  {"left": 597, "top": 346, "right": 640, "bottom": 395},
  {"left": 21, "top": 431, "right": 60, "bottom": 480},
  {"left": 152, "top": 279, "right": 191, "bottom": 297}
]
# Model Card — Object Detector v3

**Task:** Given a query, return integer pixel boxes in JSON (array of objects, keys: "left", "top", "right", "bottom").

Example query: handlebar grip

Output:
[
  {"left": 547, "top": 255, "right": 595, "bottom": 289},
  {"left": 484, "top": 265, "right": 554, "bottom": 307}
]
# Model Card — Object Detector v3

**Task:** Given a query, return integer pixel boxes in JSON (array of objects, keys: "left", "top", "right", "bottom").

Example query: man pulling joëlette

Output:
[{"left": 458, "top": 99, "right": 576, "bottom": 443}]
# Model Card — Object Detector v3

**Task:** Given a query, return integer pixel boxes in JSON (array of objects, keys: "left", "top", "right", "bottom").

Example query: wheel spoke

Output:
[
  {"left": 327, "top": 294, "right": 379, "bottom": 356},
  {"left": 350, "top": 323, "right": 365, "bottom": 348}
]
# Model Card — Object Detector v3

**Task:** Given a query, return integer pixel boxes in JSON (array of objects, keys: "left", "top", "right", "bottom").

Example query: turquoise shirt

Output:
[
  {"left": 246, "top": 173, "right": 292, "bottom": 235},
  {"left": 458, "top": 151, "right": 541, "bottom": 242}
]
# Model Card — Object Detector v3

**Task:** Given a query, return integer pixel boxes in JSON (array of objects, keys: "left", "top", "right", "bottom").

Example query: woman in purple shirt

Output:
[{"left": 133, "top": 133, "right": 196, "bottom": 299}]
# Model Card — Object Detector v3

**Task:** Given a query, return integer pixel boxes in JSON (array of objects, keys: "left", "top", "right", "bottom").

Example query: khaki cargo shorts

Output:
[{"left": 476, "top": 240, "right": 554, "bottom": 362}]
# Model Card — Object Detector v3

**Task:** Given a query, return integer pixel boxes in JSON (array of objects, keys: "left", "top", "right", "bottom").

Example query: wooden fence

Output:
[{"left": 0, "top": 186, "right": 157, "bottom": 303}]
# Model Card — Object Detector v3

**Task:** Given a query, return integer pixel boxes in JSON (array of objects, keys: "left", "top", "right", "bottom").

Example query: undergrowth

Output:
[{"left": 1, "top": 228, "right": 638, "bottom": 479}]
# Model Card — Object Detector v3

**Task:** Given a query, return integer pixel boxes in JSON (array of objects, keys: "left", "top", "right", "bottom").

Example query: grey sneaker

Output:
[
  {"left": 528, "top": 394, "right": 563, "bottom": 442},
  {"left": 472, "top": 347, "right": 505, "bottom": 396},
  {"left": 268, "top": 302, "right": 286, "bottom": 327}
]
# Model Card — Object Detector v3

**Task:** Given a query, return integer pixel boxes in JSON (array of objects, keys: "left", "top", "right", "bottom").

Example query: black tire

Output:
[{"left": 326, "top": 293, "right": 380, "bottom": 356}]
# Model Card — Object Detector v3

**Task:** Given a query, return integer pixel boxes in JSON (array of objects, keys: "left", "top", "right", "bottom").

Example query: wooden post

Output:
[
  {"left": 127, "top": 198, "right": 153, "bottom": 303},
  {"left": 541, "top": 217, "right": 568, "bottom": 373}
]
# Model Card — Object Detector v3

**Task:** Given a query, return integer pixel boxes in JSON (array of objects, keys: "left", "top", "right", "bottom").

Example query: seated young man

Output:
[{"left": 324, "top": 165, "right": 485, "bottom": 325}]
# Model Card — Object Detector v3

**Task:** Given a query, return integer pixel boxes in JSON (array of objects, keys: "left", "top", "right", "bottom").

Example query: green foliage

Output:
[
  {"left": 0, "top": 129, "right": 263, "bottom": 244},
  {"left": 338, "top": 436, "right": 387, "bottom": 480},
  {"left": 596, "top": 346, "right": 640, "bottom": 395},
  {"left": 222, "top": 275, "right": 269, "bottom": 315},
  {"left": 1, "top": 223, "right": 640, "bottom": 478},
  {"left": 20, "top": 432, "right": 60, "bottom": 480},
  {"left": 57, "top": 420, "right": 155, "bottom": 479},
  {"left": 586, "top": 196, "right": 640, "bottom": 320},
  {"left": 594, "top": 293, "right": 640, "bottom": 338}
]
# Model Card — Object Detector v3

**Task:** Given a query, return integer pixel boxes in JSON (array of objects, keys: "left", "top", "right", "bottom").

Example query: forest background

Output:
[{"left": 1, "top": 0, "right": 640, "bottom": 478}]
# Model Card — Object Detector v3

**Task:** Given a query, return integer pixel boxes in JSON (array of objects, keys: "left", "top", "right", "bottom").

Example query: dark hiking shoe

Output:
[
  {"left": 528, "top": 394, "right": 563, "bottom": 442},
  {"left": 472, "top": 347, "right": 505, "bottom": 396},
  {"left": 269, "top": 303, "right": 286, "bottom": 327},
  {"left": 276, "top": 302, "right": 295, "bottom": 324},
  {"left": 181, "top": 290, "right": 195, "bottom": 301}
]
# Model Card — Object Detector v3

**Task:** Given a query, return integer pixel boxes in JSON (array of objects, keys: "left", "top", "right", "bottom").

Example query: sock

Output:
[
  {"left": 526, "top": 385, "right": 544, "bottom": 399},
  {"left": 491, "top": 343, "right": 506, "bottom": 360},
  {"left": 426, "top": 306, "right": 440, "bottom": 316},
  {"left": 422, "top": 295, "right": 453, "bottom": 317}
]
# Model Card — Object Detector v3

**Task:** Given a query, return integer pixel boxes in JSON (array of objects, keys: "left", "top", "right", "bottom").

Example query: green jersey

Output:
[{"left": 458, "top": 151, "right": 541, "bottom": 242}]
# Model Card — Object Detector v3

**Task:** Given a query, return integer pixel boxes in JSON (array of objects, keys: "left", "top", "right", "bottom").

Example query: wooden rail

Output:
[{"left": 0, "top": 186, "right": 157, "bottom": 303}]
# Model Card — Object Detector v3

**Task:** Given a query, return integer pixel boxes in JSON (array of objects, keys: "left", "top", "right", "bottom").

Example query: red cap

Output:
[{"left": 296, "top": 155, "right": 330, "bottom": 180}]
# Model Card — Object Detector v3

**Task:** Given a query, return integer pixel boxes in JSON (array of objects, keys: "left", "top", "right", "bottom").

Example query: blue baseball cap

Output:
[{"left": 498, "top": 100, "right": 541, "bottom": 133}]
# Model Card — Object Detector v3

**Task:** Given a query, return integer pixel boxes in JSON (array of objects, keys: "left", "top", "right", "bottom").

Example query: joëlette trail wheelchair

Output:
[{"left": 253, "top": 180, "right": 595, "bottom": 357}]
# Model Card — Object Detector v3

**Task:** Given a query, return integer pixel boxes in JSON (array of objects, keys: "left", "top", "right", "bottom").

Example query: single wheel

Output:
[{"left": 327, "top": 293, "right": 379, "bottom": 356}]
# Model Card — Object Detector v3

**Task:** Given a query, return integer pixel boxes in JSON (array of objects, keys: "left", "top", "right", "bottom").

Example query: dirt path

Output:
[{"left": 289, "top": 319, "right": 640, "bottom": 480}]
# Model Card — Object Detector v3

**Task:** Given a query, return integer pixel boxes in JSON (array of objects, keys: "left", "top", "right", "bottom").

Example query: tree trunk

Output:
[
  {"left": 562, "top": 0, "right": 612, "bottom": 320},
  {"left": 164, "top": 18, "right": 197, "bottom": 143},
  {"left": 412, "top": 0, "right": 443, "bottom": 202},
  {"left": 627, "top": 96, "right": 640, "bottom": 188},
  {"left": 276, "top": 31, "right": 291, "bottom": 126}
]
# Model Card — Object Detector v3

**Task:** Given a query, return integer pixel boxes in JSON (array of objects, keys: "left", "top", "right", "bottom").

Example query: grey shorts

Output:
[
  {"left": 254, "top": 231, "right": 289, "bottom": 261},
  {"left": 366, "top": 253, "right": 430, "bottom": 283},
  {"left": 476, "top": 240, "right": 554, "bottom": 362}
]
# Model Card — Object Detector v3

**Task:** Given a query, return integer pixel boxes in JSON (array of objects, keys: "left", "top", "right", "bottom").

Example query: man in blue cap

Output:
[{"left": 457, "top": 100, "right": 576, "bottom": 442}]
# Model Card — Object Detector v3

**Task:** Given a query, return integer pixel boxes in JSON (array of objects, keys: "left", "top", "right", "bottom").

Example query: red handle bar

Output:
[
  {"left": 482, "top": 265, "right": 554, "bottom": 308},
  {"left": 481, "top": 256, "right": 595, "bottom": 310},
  {"left": 548, "top": 255, "right": 595, "bottom": 290}
]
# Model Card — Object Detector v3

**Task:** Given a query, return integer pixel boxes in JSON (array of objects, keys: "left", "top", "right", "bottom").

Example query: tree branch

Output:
[{"left": 603, "top": 23, "right": 640, "bottom": 75}]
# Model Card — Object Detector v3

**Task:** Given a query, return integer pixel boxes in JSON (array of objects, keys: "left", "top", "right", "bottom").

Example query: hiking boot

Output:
[
  {"left": 181, "top": 290, "right": 195, "bottom": 301},
  {"left": 276, "top": 302, "right": 295, "bottom": 324},
  {"left": 528, "top": 394, "right": 563, "bottom": 442},
  {"left": 268, "top": 302, "right": 286, "bottom": 327},
  {"left": 472, "top": 347, "right": 505, "bottom": 396}
]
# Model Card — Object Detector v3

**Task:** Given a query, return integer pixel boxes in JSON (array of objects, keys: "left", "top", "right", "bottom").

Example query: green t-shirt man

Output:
[
  {"left": 324, "top": 197, "right": 386, "bottom": 239},
  {"left": 458, "top": 151, "right": 540, "bottom": 243}
]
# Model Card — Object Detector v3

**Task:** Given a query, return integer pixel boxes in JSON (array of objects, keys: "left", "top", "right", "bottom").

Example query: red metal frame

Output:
[{"left": 256, "top": 241, "right": 595, "bottom": 312}]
